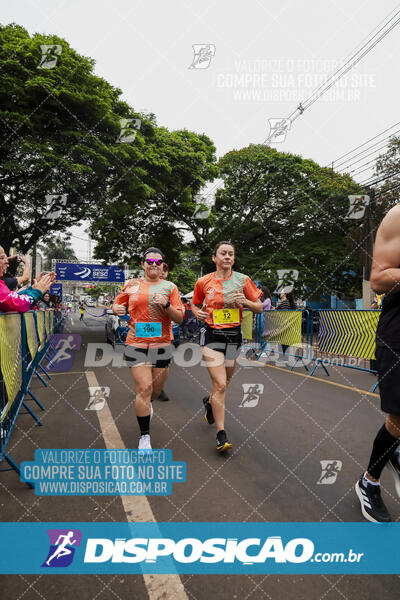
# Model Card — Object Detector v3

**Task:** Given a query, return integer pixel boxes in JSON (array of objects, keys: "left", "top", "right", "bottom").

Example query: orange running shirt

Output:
[
  {"left": 192, "top": 271, "right": 262, "bottom": 329},
  {"left": 115, "top": 279, "right": 183, "bottom": 348}
]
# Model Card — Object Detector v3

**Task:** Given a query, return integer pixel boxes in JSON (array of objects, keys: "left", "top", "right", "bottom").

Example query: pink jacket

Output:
[{"left": 0, "top": 279, "right": 42, "bottom": 313}]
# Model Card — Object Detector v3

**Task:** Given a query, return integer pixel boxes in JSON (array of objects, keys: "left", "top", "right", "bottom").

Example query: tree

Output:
[
  {"left": 169, "top": 263, "right": 198, "bottom": 294},
  {"left": 90, "top": 127, "right": 219, "bottom": 266},
  {"left": 85, "top": 284, "right": 111, "bottom": 301},
  {"left": 0, "top": 23, "right": 151, "bottom": 253},
  {"left": 372, "top": 136, "right": 400, "bottom": 219},
  {"left": 207, "top": 145, "right": 363, "bottom": 298},
  {"left": 38, "top": 235, "right": 77, "bottom": 270}
]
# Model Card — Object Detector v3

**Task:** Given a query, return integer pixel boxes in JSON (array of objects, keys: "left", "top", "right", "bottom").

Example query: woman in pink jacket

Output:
[{"left": 0, "top": 246, "right": 55, "bottom": 312}]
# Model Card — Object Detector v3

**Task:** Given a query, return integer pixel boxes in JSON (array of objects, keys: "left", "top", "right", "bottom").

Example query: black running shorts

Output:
[
  {"left": 376, "top": 345, "right": 400, "bottom": 414},
  {"left": 123, "top": 345, "right": 173, "bottom": 368},
  {"left": 199, "top": 324, "right": 242, "bottom": 360}
]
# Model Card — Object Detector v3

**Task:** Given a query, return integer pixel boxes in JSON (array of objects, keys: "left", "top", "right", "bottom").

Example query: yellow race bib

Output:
[{"left": 213, "top": 308, "right": 240, "bottom": 325}]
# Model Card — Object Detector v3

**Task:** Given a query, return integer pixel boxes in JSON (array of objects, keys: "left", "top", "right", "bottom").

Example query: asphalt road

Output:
[{"left": 1, "top": 311, "right": 399, "bottom": 599}]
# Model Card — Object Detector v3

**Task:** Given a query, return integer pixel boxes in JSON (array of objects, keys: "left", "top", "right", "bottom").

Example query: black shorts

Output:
[
  {"left": 376, "top": 345, "right": 400, "bottom": 414},
  {"left": 123, "top": 345, "right": 173, "bottom": 368},
  {"left": 199, "top": 324, "right": 242, "bottom": 360}
]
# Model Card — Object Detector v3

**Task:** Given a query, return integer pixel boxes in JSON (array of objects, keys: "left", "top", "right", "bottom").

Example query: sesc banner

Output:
[{"left": 55, "top": 263, "right": 125, "bottom": 283}]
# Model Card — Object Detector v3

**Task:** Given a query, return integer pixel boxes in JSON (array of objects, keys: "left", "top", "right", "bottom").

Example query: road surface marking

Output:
[
  {"left": 241, "top": 360, "right": 379, "bottom": 398},
  {"left": 85, "top": 370, "right": 188, "bottom": 600}
]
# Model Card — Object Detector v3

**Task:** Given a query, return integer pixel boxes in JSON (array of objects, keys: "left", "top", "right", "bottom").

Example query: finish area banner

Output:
[{"left": 55, "top": 263, "right": 125, "bottom": 282}]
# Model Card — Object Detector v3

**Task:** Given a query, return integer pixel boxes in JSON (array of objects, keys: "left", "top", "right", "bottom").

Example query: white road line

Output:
[{"left": 85, "top": 370, "right": 188, "bottom": 600}]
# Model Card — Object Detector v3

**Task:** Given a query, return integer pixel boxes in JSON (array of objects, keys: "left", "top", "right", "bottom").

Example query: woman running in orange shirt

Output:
[
  {"left": 113, "top": 248, "right": 184, "bottom": 450},
  {"left": 191, "top": 241, "right": 263, "bottom": 452}
]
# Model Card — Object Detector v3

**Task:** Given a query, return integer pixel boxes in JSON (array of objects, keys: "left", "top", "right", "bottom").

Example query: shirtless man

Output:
[{"left": 355, "top": 204, "right": 400, "bottom": 521}]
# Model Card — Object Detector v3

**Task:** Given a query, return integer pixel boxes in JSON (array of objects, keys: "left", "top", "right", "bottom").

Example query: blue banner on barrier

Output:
[
  {"left": 0, "top": 522, "right": 399, "bottom": 574},
  {"left": 55, "top": 263, "right": 124, "bottom": 282},
  {"left": 50, "top": 283, "right": 63, "bottom": 297}
]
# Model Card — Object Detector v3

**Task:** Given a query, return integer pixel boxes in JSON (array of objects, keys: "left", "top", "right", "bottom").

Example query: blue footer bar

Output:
[{"left": 0, "top": 522, "right": 398, "bottom": 574}]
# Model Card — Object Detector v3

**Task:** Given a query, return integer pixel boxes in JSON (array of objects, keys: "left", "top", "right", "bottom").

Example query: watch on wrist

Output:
[{"left": 164, "top": 300, "right": 171, "bottom": 309}]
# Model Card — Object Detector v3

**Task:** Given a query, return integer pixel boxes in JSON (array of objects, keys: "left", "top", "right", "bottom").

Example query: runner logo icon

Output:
[
  {"left": 86, "top": 386, "right": 110, "bottom": 411},
  {"left": 42, "top": 529, "right": 82, "bottom": 567},
  {"left": 317, "top": 460, "right": 342, "bottom": 485},
  {"left": 239, "top": 384, "right": 264, "bottom": 407}
]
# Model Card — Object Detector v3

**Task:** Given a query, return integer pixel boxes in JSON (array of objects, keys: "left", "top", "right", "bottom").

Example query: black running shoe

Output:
[
  {"left": 355, "top": 476, "right": 391, "bottom": 522},
  {"left": 216, "top": 429, "right": 232, "bottom": 453},
  {"left": 203, "top": 396, "right": 214, "bottom": 425},
  {"left": 157, "top": 390, "right": 169, "bottom": 402},
  {"left": 387, "top": 448, "right": 400, "bottom": 497}
]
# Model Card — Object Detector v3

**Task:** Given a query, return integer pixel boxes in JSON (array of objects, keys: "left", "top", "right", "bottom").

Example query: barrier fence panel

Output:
[
  {"left": 24, "top": 312, "right": 38, "bottom": 379},
  {"left": 310, "top": 309, "right": 380, "bottom": 391},
  {"left": 242, "top": 310, "right": 312, "bottom": 371},
  {"left": 36, "top": 310, "right": 46, "bottom": 352},
  {"left": 0, "top": 310, "right": 60, "bottom": 480},
  {"left": 0, "top": 313, "right": 23, "bottom": 423}
]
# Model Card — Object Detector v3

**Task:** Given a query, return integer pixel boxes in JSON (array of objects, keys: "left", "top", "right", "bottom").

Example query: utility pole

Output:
[
  {"left": 31, "top": 243, "right": 37, "bottom": 281},
  {"left": 362, "top": 187, "right": 376, "bottom": 309}
]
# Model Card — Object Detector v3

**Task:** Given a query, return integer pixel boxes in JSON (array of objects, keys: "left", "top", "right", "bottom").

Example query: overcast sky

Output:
[{"left": 3, "top": 0, "right": 399, "bottom": 260}]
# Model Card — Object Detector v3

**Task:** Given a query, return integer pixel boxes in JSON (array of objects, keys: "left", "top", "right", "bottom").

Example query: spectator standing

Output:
[
  {"left": 37, "top": 292, "right": 54, "bottom": 310},
  {"left": 0, "top": 245, "right": 55, "bottom": 313},
  {"left": 261, "top": 286, "right": 273, "bottom": 311},
  {"left": 276, "top": 291, "right": 296, "bottom": 354},
  {"left": 1, "top": 254, "right": 30, "bottom": 290}
]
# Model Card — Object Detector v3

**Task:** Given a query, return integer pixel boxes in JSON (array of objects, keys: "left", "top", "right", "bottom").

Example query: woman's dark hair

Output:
[
  {"left": 261, "top": 286, "right": 272, "bottom": 301},
  {"left": 213, "top": 241, "right": 235, "bottom": 255},
  {"left": 287, "top": 291, "right": 296, "bottom": 309},
  {"left": 142, "top": 247, "right": 165, "bottom": 261}
]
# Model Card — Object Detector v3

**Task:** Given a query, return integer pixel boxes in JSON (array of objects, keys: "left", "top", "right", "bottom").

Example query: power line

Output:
[
  {"left": 330, "top": 120, "right": 400, "bottom": 168},
  {"left": 334, "top": 129, "right": 400, "bottom": 172},
  {"left": 376, "top": 180, "right": 400, "bottom": 197},
  {"left": 300, "top": 12, "right": 400, "bottom": 111},
  {"left": 264, "top": 6, "right": 400, "bottom": 143},
  {"left": 335, "top": 136, "right": 399, "bottom": 175},
  {"left": 359, "top": 167, "right": 400, "bottom": 187}
]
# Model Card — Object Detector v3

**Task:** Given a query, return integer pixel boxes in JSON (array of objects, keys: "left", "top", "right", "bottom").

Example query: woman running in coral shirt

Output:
[
  {"left": 113, "top": 247, "right": 184, "bottom": 451},
  {"left": 191, "top": 241, "right": 263, "bottom": 452}
]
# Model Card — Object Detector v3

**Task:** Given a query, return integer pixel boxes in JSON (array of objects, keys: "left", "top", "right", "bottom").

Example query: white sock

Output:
[{"left": 363, "top": 472, "right": 380, "bottom": 486}]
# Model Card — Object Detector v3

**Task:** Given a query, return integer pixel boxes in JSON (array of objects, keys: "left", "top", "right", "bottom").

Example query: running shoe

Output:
[
  {"left": 157, "top": 389, "right": 169, "bottom": 401},
  {"left": 387, "top": 448, "right": 400, "bottom": 497},
  {"left": 138, "top": 434, "right": 152, "bottom": 452},
  {"left": 203, "top": 396, "right": 214, "bottom": 425},
  {"left": 355, "top": 475, "right": 391, "bottom": 522},
  {"left": 216, "top": 429, "right": 232, "bottom": 453}
]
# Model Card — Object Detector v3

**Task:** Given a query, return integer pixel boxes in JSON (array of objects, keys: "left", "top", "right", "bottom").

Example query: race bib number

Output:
[
  {"left": 213, "top": 308, "right": 240, "bottom": 325},
  {"left": 135, "top": 322, "right": 162, "bottom": 337}
]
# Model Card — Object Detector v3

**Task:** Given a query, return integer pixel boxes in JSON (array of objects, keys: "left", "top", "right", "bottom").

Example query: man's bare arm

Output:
[{"left": 370, "top": 205, "right": 400, "bottom": 293}]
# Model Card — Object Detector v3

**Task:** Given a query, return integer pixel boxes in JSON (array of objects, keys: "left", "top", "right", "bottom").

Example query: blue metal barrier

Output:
[{"left": 0, "top": 310, "right": 61, "bottom": 482}]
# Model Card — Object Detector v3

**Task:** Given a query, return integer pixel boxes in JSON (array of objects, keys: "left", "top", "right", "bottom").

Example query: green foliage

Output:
[
  {"left": 0, "top": 23, "right": 367, "bottom": 301},
  {"left": 168, "top": 264, "right": 197, "bottom": 293},
  {"left": 207, "top": 145, "right": 364, "bottom": 298},
  {"left": 90, "top": 127, "right": 219, "bottom": 267},
  {"left": 38, "top": 235, "right": 77, "bottom": 270},
  {"left": 0, "top": 23, "right": 148, "bottom": 252},
  {"left": 374, "top": 136, "right": 400, "bottom": 219},
  {"left": 85, "top": 284, "right": 111, "bottom": 300}
]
